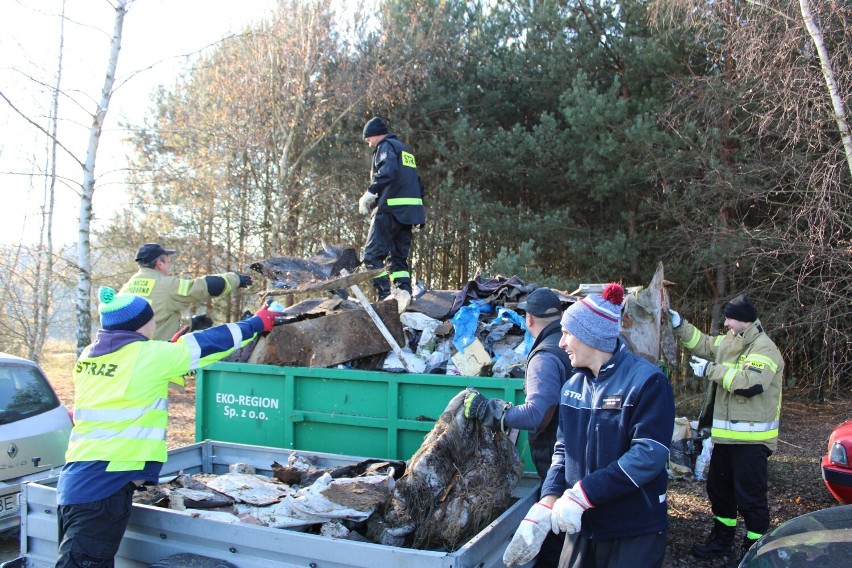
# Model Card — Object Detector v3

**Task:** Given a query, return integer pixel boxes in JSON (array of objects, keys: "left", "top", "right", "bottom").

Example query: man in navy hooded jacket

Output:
[{"left": 538, "top": 283, "right": 674, "bottom": 568}]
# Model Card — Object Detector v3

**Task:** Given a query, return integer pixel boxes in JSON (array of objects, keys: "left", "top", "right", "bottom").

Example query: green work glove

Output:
[{"left": 463, "top": 389, "right": 511, "bottom": 431}]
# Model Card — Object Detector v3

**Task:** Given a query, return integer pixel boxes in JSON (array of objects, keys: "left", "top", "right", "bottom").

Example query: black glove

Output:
[
  {"left": 190, "top": 314, "right": 213, "bottom": 331},
  {"left": 463, "top": 390, "right": 511, "bottom": 431},
  {"left": 238, "top": 273, "right": 253, "bottom": 288}
]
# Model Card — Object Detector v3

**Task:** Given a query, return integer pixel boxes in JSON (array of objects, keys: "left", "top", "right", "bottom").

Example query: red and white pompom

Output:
[{"left": 602, "top": 282, "right": 624, "bottom": 306}]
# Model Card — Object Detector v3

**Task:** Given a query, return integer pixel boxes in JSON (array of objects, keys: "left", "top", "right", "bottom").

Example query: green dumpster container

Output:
[{"left": 195, "top": 363, "right": 535, "bottom": 472}]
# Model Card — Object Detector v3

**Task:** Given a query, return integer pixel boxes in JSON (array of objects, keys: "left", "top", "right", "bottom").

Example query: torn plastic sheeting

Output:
[
  {"left": 495, "top": 307, "right": 534, "bottom": 354},
  {"left": 234, "top": 471, "right": 393, "bottom": 529},
  {"left": 383, "top": 348, "right": 427, "bottom": 374},
  {"left": 450, "top": 303, "right": 482, "bottom": 352}
]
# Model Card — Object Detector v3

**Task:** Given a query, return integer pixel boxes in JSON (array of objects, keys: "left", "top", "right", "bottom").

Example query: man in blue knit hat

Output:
[
  {"left": 55, "top": 287, "right": 284, "bottom": 568},
  {"left": 504, "top": 283, "right": 674, "bottom": 568},
  {"left": 359, "top": 117, "right": 425, "bottom": 310}
]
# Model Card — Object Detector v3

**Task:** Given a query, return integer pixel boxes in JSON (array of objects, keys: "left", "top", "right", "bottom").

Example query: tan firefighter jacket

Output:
[
  {"left": 676, "top": 318, "right": 784, "bottom": 451},
  {"left": 121, "top": 267, "right": 240, "bottom": 341}
]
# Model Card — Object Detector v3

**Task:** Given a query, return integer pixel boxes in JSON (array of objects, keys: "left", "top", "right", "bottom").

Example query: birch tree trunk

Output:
[
  {"left": 799, "top": 0, "right": 852, "bottom": 179},
  {"left": 75, "top": 0, "right": 127, "bottom": 354},
  {"left": 31, "top": 0, "right": 67, "bottom": 362}
]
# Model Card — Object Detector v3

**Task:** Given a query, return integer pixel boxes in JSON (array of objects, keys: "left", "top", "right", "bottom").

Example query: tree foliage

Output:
[{"left": 44, "top": 0, "right": 845, "bottom": 398}]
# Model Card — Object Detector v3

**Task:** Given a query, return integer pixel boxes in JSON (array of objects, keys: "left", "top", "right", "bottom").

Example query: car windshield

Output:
[{"left": 0, "top": 362, "right": 61, "bottom": 424}]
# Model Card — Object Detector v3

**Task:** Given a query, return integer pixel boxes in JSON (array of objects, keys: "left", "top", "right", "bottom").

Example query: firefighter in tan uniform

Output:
[
  {"left": 669, "top": 294, "right": 784, "bottom": 567},
  {"left": 121, "top": 243, "right": 254, "bottom": 341}
]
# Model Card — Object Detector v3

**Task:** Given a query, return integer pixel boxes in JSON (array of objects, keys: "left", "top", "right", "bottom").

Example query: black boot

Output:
[
  {"left": 722, "top": 536, "right": 759, "bottom": 568},
  {"left": 372, "top": 276, "right": 391, "bottom": 301},
  {"left": 691, "top": 520, "right": 735, "bottom": 558}
]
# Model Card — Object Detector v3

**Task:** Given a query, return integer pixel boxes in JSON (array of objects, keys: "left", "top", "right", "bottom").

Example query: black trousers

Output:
[
  {"left": 558, "top": 530, "right": 667, "bottom": 568},
  {"left": 706, "top": 443, "right": 771, "bottom": 535},
  {"left": 56, "top": 482, "right": 135, "bottom": 568},
  {"left": 364, "top": 211, "right": 413, "bottom": 292}
]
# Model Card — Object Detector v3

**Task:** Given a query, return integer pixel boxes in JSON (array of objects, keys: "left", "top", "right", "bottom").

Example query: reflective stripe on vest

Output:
[
  {"left": 70, "top": 424, "right": 166, "bottom": 443},
  {"left": 711, "top": 418, "right": 779, "bottom": 441},
  {"left": 74, "top": 398, "right": 168, "bottom": 422},
  {"left": 390, "top": 271, "right": 410, "bottom": 281},
  {"left": 386, "top": 197, "right": 423, "bottom": 207},
  {"left": 67, "top": 342, "right": 171, "bottom": 468}
]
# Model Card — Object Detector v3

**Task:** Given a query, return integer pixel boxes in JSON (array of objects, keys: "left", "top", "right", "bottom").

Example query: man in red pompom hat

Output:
[{"left": 513, "top": 283, "right": 674, "bottom": 568}]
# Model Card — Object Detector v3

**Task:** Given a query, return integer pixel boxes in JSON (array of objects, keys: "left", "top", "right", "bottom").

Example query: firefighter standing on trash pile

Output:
[
  {"left": 502, "top": 283, "right": 675, "bottom": 568},
  {"left": 669, "top": 294, "right": 784, "bottom": 567},
  {"left": 358, "top": 117, "right": 425, "bottom": 308},
  {"left": 55, "top": 287, "right": 285, "bottom": 568},
  {"left": 462, "top": 287, "right": 571, "bottom": 568},
  {"left": 121, "top": 242, "right": 254, "bottom": 341}
]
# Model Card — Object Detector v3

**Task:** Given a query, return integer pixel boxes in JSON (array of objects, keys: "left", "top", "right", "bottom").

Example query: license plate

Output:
[{"left": 0, "top": 492, "right": 20, "bottom": 519}]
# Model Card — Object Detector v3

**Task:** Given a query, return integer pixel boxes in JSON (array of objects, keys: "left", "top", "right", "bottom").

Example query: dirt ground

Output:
[{"left": 39, "top": 347, "right": 851, "bottom": 567}]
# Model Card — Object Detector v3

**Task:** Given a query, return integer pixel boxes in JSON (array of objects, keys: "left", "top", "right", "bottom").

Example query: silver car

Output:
[{"left": 0, "top": 352, "right": 72, "bottom": 534}]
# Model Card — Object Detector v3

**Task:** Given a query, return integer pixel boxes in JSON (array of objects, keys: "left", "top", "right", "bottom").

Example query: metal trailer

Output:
[{"left": 9, "top": 440, "right": 539, "bottom": 568}]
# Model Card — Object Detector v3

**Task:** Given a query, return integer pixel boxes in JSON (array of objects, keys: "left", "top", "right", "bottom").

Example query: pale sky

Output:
[{"left": 0, "top": 0, "right": 277, "bottom": 248}]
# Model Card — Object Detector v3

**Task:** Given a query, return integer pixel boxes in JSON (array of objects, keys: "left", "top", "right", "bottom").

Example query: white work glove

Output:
[
  {"left": 551, "top": 482, "right": 592, "bottom": 535},
  {"left": 689, "top": 355, "right": 710, "bottom": 377},
  {"left": 668, "top": 309, "right": 682, "bottom": 329},
  {"left": 502, "top": 502, "right": 553, "bottom": 568},
  {"left": 358, "top": 191, "right": 377, "bottom": 215}
]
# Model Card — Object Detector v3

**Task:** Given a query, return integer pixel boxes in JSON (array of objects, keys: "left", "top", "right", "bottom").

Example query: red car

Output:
[{"left": 822, "top": 419, "right": 852, "bottom": 504}]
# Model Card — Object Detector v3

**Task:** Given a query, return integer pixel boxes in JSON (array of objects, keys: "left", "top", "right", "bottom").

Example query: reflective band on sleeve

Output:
[
  {"left": 386, "top": 197, "right": 423, "bottom": 206},
  {"left": 184, "top": 334, "right": 202, "bottom": 370},
  {"left": 226, "top": 322, "right": 243, "bottom": 346},
  {"left": 74, "top": 398, "right": 168, "bottom": 422},
  {"left": 390, "top": 271, "right": 410, "bottom": 281},
  {"left": 722, "top": 368, "right": 737, "bottom": 391},
  {"left": 178, "top": 279, "right": 191, "bottom": 296},
  {"left": 713, "top": 335, "right": 724, "bottom": 346},
  {"left": 743, "top": 354, "right": 779, "bottom": 373},
  {"left": 71, "top": 425, "right": 167, "bottom": 442},
  {"left": 684, "top": 328, "right": 700, "bottom": 349},
  {"left": 372, "top": 271, "right": 388, "bottom": 279},
  {"left": 215, "top": 273, "right": 233, "bottom": 295}
]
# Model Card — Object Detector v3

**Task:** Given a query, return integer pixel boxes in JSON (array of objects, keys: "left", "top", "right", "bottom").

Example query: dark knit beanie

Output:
[
  {"left": 363, "top": 117, "right": 389, "bottom": 138},
  {"left": 99, "top": 286, "right": 154, "bottom": 332},
  {"left": 723, "top": 294, "right": 757, "bottom": 323},
  {"left": 560, "top": 283, "right": 624, "bottom": 353}
]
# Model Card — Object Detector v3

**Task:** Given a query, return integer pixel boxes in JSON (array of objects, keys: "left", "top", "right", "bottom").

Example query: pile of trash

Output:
[
  {"left": 134, "top": 392, "right": 521, "bottom": 552},
  {"left": 238, "top": 253, "right": 574, "bottom": 376},
  {"left": 668, "top": 417, "right": 713, "bottom": 481},
  {"left": 386, "top": 275, "right": 564, "bottom": 377}
]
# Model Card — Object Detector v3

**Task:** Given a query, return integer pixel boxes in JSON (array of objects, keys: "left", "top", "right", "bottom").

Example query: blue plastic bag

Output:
[
  {"left": 450, "top": 303, "right": 482, "bottom": 352},
  {"left": 494, "top": 307, "right": 534, "bottom": 354}
]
